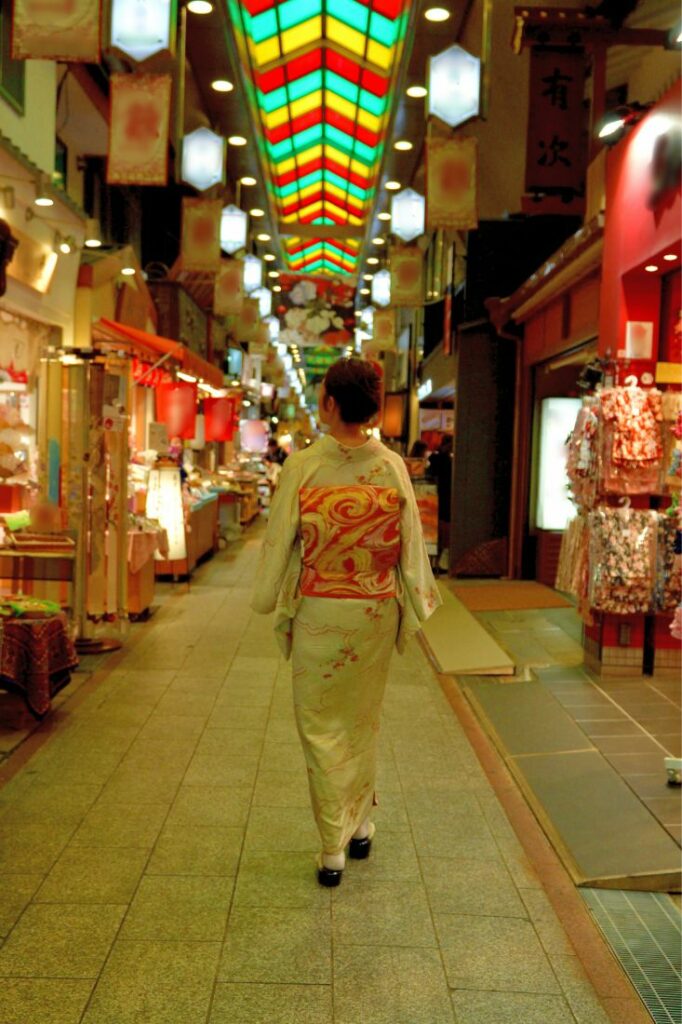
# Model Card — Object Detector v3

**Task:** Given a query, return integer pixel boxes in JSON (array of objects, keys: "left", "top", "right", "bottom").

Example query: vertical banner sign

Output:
[
  {"left": 181, "top": 198, "right": 222, "bottom": 272},
  {"left": 426, "top": 133, "right": 478, "bottom": 230},
  {"left": 390, "top": 245, "right": 423, "bottom": 308},
  {"left": 12, "top": 0, "right": 100, "bottom": 61},
  {"left": 373, "top": 308, "right": 396, "bottom": 348},
  {"left": 107, "top": 73, "right": 172, "bottom": 186},
  {"left": 214, "top": 259, "right": 244, "bottom": 316},
  {"left": 525, "top": 49, "right": 585, "bottom": 196}
]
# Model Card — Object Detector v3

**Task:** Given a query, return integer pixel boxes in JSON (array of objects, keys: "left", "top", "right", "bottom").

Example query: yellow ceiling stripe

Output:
[
  {"left": 366, "top": 38, "right": 392, "bottom": 70},
  {"left": 253, "top": 35, "right": 281, "bottom": 67},
  {"left": 290, "top": 90, "right": 322, "bottom": 120},
  {"left": 327, "top": 17, "right": 366, "bottom": 59},
  {"left": 282, "top": 17, "right": 322, "bottom": 56}
]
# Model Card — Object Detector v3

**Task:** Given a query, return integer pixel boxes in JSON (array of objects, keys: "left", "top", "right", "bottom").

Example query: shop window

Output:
[{"left": 0, "top": 5, "right": 25, "bottom": 114}]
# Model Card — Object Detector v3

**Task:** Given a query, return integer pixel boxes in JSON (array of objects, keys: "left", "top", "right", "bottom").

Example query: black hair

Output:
[{"left": 323, "top": 358, "right": 382, "bottom": 425}]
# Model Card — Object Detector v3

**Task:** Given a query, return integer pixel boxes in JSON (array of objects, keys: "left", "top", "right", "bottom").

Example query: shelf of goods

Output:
[{"left": 556, "top": 383, "right": 682, "bottom": 677}]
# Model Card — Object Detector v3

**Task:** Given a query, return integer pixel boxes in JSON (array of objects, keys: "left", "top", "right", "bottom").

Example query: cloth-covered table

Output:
[
  {"left": 127, "top": 529, "right": 169, "bottom": 574},
  {"left": 0, "top": 613, "right": 78, "bottom": 717}
]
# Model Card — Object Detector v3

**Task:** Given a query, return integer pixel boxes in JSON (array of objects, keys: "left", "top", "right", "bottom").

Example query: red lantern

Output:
[
  {"left": 156, "top": 381, "right": 197, "bottom": 439},
  {"left": 204, "top": 397, "right": 235, "bottom": 442}
]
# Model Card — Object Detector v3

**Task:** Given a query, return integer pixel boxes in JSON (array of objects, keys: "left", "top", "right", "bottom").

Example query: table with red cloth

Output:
[{"left": 0, "top": 613, "right": 79, "bottom": 717}]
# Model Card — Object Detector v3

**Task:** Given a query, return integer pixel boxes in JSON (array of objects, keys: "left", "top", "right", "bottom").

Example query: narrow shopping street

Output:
[{"left": 0, "top": 531, "right": 645, "bottom": 1024}]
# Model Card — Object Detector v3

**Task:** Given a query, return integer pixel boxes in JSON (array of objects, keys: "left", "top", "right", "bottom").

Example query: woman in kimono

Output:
[{"left": 251, "top": 359, "right": 441, "bottom": 886}]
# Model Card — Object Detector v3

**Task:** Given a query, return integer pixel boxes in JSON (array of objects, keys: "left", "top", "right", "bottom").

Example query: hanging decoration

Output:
[
  {"left": 181, "top": 127, "right": 226, "bottom": 192},
  {"left": 214, "top": 259, "right": 244, "bottom": 317},
  {"left": 107, "top": 73, "right": 172, "bottom": 186},
  {"left": 389, "top": 245, "right": 423, "bottom": 307},
  {"left": 390, "top": 187, "right": 425, "bottom": 243},
  {"left": 155, "top": 380, "right": 197, "bottom": 440},
  {"left": 204, "top": 396, "right": 235, "bottom": 442},
  {"left": 371, "top": 269, "right": 391, "bottom": 308},
  {"left": 220, "top": 205, "right": 248, "bottom": 255},
  {"left": 252, "top": 286, "right": 273, "bottom": 318},
  {"left": 243, "top": 254, "right": 264, "bottom": 294},
  {"left": 427, "top": 44, "right": 481, "bottom": 129},
  {"left": 373, "top": 308, "right": 396, "bottom": 348},
  {"left": 181, "top": 198, "right": 222, "bottom": 272},
  {"left": 233, "top": 297, "right": 260, "bottom": 343},
  {"left": 110, "top": 0, "right": 176, "bottom": 62},
  {"left": 426, "top": 133, "right": 478, "bottom": 230},
  {"left": 12, "top": 0, "right": 100, "bottom": 61}
]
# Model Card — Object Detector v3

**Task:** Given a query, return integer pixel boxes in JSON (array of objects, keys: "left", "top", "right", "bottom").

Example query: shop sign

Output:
[
  {"left": 373, "top": 308, "right": 396, "bottom": 348},
  {"left": 181, "top": 127, "right": 226, "bottom": 192},
  {"left": 155, "top": 379, "right": 197, "bottom": 439},
  {"left": 107, "top": 73, "right": 172, "bottom": 186},
  {"left": 12, "top": 0, "right": 100, "bottom": 61},
  {"left": 525, "top": 48, "right": 585, "bottom": 197},
  {"left": 214, "top": 259, "right": 244, "bottom": 317},
  {"left": 110, "top": 0, "right": 176, "bottom": 62},
  {"left": 371, "top": 269, "right": 391, "bottom": 308},
  {"left": 390, "top": 188, "right": 425, "bottom": 243},
  {"left": 181, "top": 198, "right": 222, "bottom": 272},
  {"left": 426, "top": 133, "right": 478, "bottom": 230},
  {"left": 427, "top": 44, "right": 481, "bottom": 129},
  {"left": 389, "top": 245, "right": 423, "bottom": 308},
  {"left": 132, "top": 357, "right": 170, "bottom": 387}
]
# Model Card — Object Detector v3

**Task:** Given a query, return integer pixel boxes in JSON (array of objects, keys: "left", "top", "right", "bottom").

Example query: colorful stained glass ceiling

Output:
[{"left": 227, "top": 0, "right": 412, "bottom": 276}]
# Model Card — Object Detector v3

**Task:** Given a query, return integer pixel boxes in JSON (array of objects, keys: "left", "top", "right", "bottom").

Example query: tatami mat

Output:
[
  {"left": 421, "top": 584, "right": 515, "bottom": 677},
  {"left": 448, "top": 580, "right": 571, "bottom": 612}
]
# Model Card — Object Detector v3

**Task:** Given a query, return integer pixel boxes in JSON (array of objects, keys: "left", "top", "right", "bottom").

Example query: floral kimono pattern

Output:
[
  {"left": 588, "top": 508, "right": 657, "bottom": 614},
  {"left": 251, "top": 434, "right": 441, "bottom": 855}
]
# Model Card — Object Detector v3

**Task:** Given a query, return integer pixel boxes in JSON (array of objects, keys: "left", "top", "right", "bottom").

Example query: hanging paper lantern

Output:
[
  {"left": 428, "top": 44, "right": 481, "bottom": 129},
  {"left": 371, "top": 270, "right": 391, "bottom": 308},
  {"left": 204, "top": 397, "right": 235, "bottom": 442},
  {"left": 390, "top": 188, "right": 425, "bottom": 243},
  {"left": 181, "top": 127, "right": 226, "bottom": 192},
  {"left": 156, "top": 381, "right": 197, "bottom": 440},
  {"left": 265, "top": 316, "right": 280, "bottom": 342},
  {"left": 252, "top": 286, "right": 272, "bottom": 318},
  {"left": 243, "top": 254, "right": 263, "bottom": 294},
  {"left": 220, "top": 205, "right": 248, "bottom": 255},
  {"left": 110, "top": 0, "right": 175, "bottom": 62}
]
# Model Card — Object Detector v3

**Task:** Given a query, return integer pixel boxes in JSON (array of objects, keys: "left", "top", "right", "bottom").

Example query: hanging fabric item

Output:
[
  {"left": 555, "top": 514, "right": 590, "bottom": 612},
  {"left": 389, "top": 245, "right": 423, "bottom": 308},
  {"left": 214, "top": 260, "right": 244, "bottom": 317},
  {"left": 12, "top": 0, "right": 100, "bottom": 61},
  {"left": 156, "top": 381, "right": 197, "bottom": 440},
  {"left": 204, "top": 397, "right": 235, "bottom": 442},
  {"left": 655, "top": 513, "right": 682, "bottom": 613},
  {"left": 566, "top": 398, "right": 599, "bottom": 509},
  {"left": 588, "top": 507, "right": 657, "bottom": 614},
  {"left": 181, "top": 198, "right": 222, "bottom": 272},
  {"left": 107, "top": 74, "right": 172, "bottom": 186},
  {"left": 661, "top": 395, "right": 682, "bottom": 493},
  {"left": 599, "top": 386, "right": 663, "bottom": 494},
  {"left": 426, "top": 133, "right": 478, "bottom": 230}
]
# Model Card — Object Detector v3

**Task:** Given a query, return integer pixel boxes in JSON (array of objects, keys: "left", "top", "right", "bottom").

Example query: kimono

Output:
[{"left": 251, "top": 434, "right": 441, "bottom": 855}]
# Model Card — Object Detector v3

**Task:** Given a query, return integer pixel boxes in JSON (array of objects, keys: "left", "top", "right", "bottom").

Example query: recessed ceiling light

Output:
[
  {"left": 268, "top": 270, "right": 279, "bottom": 278},
  {"left": 121, "top": 267, "right": 136, "bottom": 276},
  {"left": 367, "top": 257, "right": 379, "bottom": 265},
  {"left": 394, "top": 140, "right": 413, "bottom": 151},
  {"left": 34, "top": 196, "right": 54, "bottom": 207},
  {"left": 264, "top": 253, "right": 276, "bottom": 262},
  {"left": 354, "top": 310, "right": 361, "bottom": 316},
  {"left": 240, "top": 176, "right": 257, "bottom": 185},
  {"left": 187, "top": 0, "right": 213, "bottom": 13},
  {"left": 363, "top": 273, "right": 373, "bottom": 281},
  {"left": 249, "top": 207, "right": 265, "bottom": 217},
  {"left": 228, "top": 135, "right": 247, "bottom": 146},
  {"left": 272, "top": 285, "right": 282, "bottom": 292},
  {"left": 406, "top": 85, "right": 427, "bottom": 98},
  {"left": 372, "top": 236, "right": 385, "bottom": 245},
  {"left": 211, "top": 79, "right": 233, "bottom": 93},
  {"left": 360, "top": 288, "right": 370, "bottom": 295},
  {"left": 385, "top": 180, "right": 401, "bottom": 191},
  {"left": 256, "top": 232, "right": 271, "bottom": 241},
  {"left": 663, "top": 253, "right": 678, "bottom": 261},
  {"left": 425, "top": 6, "right": 450, "bottom": 21},
  {"left": 377, "top": 211, "right": 391, "bottom": 221},
  {"left": 644, "top": 264, "right": 659, "bottom": 272}
]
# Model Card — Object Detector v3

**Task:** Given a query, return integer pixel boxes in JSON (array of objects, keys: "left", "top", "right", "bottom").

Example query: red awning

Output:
[{"left": 95, "top": 318, "right": 224, "bottom": 389}]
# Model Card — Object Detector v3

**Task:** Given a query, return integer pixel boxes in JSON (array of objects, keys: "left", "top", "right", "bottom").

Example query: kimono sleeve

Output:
[
  {"left": 395, "top": 460, "right": 442, "bottom": 652},
  {"left": 250, "top": 458, "right": 301, "bottom": 614}
]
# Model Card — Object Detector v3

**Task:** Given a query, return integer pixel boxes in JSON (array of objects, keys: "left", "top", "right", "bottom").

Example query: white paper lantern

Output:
[
  {"left": 243, "top": 254, "right": 263, "bottom": 294},
  {"left": 220, "top": 205, "right": 248, "bottom": 255},
  {"left": 428, "top": 44, "right": 481, "bottom": 128},
  {"left": 390, "top": 188, "right": 425, "bottom": 243},
  {"left": 110, "top": 0, "right": 173, "bottom": 61},
  {"left": 181, "top": 127, "right": 226, "bottom": 191},
  {"left": 265, "top": 316, "right": 280, "bottom": 342},
  {"left": 371, "top": 270, "right": 391, "bottom": 308},
  {"left": 252, "top": 286, "right": 272, "bottom": 318}
]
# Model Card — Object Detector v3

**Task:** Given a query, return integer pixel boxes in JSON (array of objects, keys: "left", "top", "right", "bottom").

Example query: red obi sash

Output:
[{"left": 299, "top": 485, "right": 401, "bottom": 600}]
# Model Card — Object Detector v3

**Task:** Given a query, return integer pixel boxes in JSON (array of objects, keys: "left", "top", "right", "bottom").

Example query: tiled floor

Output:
[
  {"left": 478, "top": 609, "right": 682, "bottom": 845},
  {"left": 0, "top": 533, "right": 619, "bottom": 1024}
]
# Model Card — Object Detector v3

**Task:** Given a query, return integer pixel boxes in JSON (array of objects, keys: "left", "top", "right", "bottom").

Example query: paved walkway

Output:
[{"left": 0, "top": 531, "right": 619, "bottom": 1024}]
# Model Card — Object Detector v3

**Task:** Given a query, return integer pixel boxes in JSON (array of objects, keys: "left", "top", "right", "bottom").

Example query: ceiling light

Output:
[
  {"left": 34, "top": 175, "right": 54, "bottom": 207},
  {"left": 394, "top": 140, "right": 413, "bottom": 151},
  {"left": 211, "top": 79, "right": 233, "bottom": 92},
  {"left": 263, "top": 253, "right": 276, "bottom": 262},
  {"left": 360, "top": 288, "right": 370, "bottom": 295},
  {"left": 268, "top": 270, "right": 279, "bottom": 278},
  {"left": 425, "top": 7, "right": 450, "bottom": 21},
  {"left": 378, "top": 211, "right": 391, "bottom": 221},
  {"left": 644, "top": 264, "right": 659, "bottom": 273},
  {"left": 58, "top": 240, "right": 72, "bottom": 255},
  {"left": 84, "top": 218, "right": 102, "bottom": 248},
  {"left": 354, "top": 310, "right": 361, "bottom": 316},
  {"left": 372, "top": 236, "right": 385, "bottom": 245},
  {"left": 228, "top": 135, "right": 247, "bottom": 146},
  {"left": 598, "top": 110, "right": 627, "bottom": 140},
  {"left": 385, "top": 180, "right": 401, "bottom": 191},
  {"left": 407, "top": 85, "right": 427, "bottom": 98},
  {"left": 240, "top": 176, "right": 257, "bottom": 185},
  {"left": 121, "top": 267, "right": 136, "bottom": 276},
  {"left": 663, "top": 253, "right": 678, "bottom": 261},
  {"left": 272, "top": 285, "right": 282, "bottom": 292},
  {"left": 596, "top": 102, "right": 649, "bottom": 144},
  {"left": 249, "top": 207, "right": 265, "bottom": 217},
  {"left": 256, "top": 232, "right": 271, "bottom": 241},
  {"left": 367, "top": 257, "right": 379, "bottom": 265},
  {"left": 363, "top": 273, "right": 373, "bottom": 281},
  {"left": 187, "top": 0, "right": 212, "bottom": 12}
]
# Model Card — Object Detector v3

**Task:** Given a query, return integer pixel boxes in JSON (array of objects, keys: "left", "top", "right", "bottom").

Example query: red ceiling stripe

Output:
[
  {"left": 240, "top": 0, "right": 275, "bottom": 15},
  {"left": 325, "top": 109, "right": 379, "bottom": 148},
  {"left": 265, "top": 108, "right": 322, "bottom": 144}
]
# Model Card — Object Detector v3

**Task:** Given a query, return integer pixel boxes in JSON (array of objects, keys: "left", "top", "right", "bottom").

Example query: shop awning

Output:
[{"left": 94, "top": 318, "right": 224, "bottom": 389}]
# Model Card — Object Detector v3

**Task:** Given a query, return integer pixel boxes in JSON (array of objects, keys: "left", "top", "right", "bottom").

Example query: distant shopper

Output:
[
  {"left": 428, "top": 434, "right": 453, "bottom": 567},
  {"left": 265, "top": 437, "right": 288, "bottom": 465},
  {"left": 409, "top": 440, "right": 429, "bottom": 459},
  {"left": 251, "top": 358, "right": 440, "bottom": 887}
]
